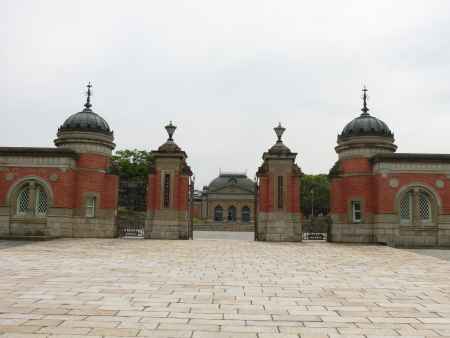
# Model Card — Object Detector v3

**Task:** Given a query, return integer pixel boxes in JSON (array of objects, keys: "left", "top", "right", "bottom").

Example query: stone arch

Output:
[
  {"left": 7, "top": 176, "right": 54, "bottom": 217},
  {"left": 214, "top": 205, "right": 223, "bottom": 222},
  {"left": 241, "top": 206, "right": 251, "bottom": 223},
  {"left": 394, "top": 182, "right": 440, "bottom": 225},
  {"left": 227, "top": 205, "right": 237, "bottom": 222}
]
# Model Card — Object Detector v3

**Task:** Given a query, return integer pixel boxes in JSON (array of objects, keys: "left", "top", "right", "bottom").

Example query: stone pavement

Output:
[{"left": 0, "top": 239, "right": 450, "bottom": 338}]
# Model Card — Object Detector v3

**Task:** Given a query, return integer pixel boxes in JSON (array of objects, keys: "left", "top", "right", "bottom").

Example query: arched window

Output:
[
  {"left": 15, "top": 182, "right": 49, "bottom": 217},
  {"left": 214, "top": 205, "right": 223, "bottom": 221},
  {"left": 36, "top": 186, "right": 49, "bottom": 216},
  {"left": 399, "top": 191, "right": 413, "bottom": 224},
  {"left": 242, "top": 206, "right": 251, "bottom": 223},
  {"left": 398, "top": 188, "right": 435, "bottom": 225},
  {"left": 418, "top": 191, "right": 432, "bottom": 223},
  {"left": 228, "top": 206, "right": 236, "bottom": 222}
]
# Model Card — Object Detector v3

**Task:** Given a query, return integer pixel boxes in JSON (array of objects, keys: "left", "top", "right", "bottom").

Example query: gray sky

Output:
[{"left": 3, "top": 0, "right": 450, "bottom": 188}]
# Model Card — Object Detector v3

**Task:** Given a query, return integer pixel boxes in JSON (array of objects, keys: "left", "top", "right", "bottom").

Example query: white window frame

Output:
[
  {"left": 86, "top": 196, "right": 97, "bottom": 218},
  {"left": 351, "top": 201, "right": 362, "bottom": 223}
]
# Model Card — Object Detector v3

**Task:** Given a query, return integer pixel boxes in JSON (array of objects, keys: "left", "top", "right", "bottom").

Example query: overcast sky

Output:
[{"left": 2, "top": 1, "right": 450, "bottom": 187}]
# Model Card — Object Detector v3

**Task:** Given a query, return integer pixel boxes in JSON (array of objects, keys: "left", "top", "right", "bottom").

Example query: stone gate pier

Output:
[
  {"left": 256, "top": 124, "right": 303, "bottom": 241},
  {"left": 145, "top": 122, "right": 192, "bottom": 239}
]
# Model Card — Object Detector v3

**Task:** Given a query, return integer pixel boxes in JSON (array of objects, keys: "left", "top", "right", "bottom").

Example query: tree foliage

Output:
[
  {"left": 111, "top": 149, "right": 153, "bottom": 179},
  {"left": 301, "top": 174, "right": 330, "bottom": 217}
]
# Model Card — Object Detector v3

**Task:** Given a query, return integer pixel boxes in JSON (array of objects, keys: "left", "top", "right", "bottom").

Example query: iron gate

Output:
[
  {"left": 117, "top": 214, "right": 145, "bottom": 238},
  {"left": 302, "top": 216, "right": 330, "bottom": 241}
]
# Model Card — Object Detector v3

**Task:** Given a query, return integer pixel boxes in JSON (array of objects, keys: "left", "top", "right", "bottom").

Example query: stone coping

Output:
[
  {"left": 0, "top": 147, "right": 78, "bottom": 158},
  {"left": 371, "top": 152, "right": 450, "bottom": 164}
]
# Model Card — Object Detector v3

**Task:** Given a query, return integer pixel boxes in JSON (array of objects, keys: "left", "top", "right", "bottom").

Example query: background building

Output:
[{"left": 194, "top": 172, "right": 255, "bottom": 231}]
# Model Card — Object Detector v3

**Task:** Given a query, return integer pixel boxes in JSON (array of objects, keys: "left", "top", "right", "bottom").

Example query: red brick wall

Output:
[
  {"left": 0, "top": 154, "right": 118, "bottom": 212},
  {"left": 147, "top": 172, "right": 190, "bottom": 212},
  {"left": 102, "top": 174, "right": 118, "bottom": 209},
  {"left": 0, "top": 168, "right": 76, "bottom": 208},
  {"left": 147, "top": 171, "right": 161, "bottom": 210},
  {"left": 287, "top": 175, "right": 300, "bottom": 213},
  {"left": 374, "top": 173, "right": 450, "bottom": 214},
  {"left": 341, "top": 158, "right": 372, "bottom": 173},
  {"left": 330, "top": 178, "right": 345, "bottom": 213},
  {"left": 175, "top": 175, "right": 189, "bottom": 211},
  {"left": 258, "top": 174, "right": 301, "bottom": 213},
  {"left": 331, "top": 158, "right": 375, "bottom": 216},
  {"left": 258, "top": 176, "right": 271, "bottom": 212},
  {"left": 77, "top": 153, "right": 110, "bottom": 170},
  {"left": 331, "top": 158, "right": 450, "bottom": 217}
]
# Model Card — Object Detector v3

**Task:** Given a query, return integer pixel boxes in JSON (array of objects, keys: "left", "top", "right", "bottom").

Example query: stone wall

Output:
[
  {"left": 257, "top": 211, "right": 302, "bottom": 242},
  {"left": 329, "top": 221, "right": 450, "bottom": 247},
  {"left": 145, "top": 209, "right": 189, "bottom": 239},
  {"left": 194, "top": 223, "right": 255, "bottom": 232}
]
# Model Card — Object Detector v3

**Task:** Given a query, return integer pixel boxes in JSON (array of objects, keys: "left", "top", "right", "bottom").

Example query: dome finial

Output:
[
  {"left": 84, "top": 82, "right": 92, "bottom": 110},
  {"left": 361, "top": 86, "right": 369, "bottom": 116}
]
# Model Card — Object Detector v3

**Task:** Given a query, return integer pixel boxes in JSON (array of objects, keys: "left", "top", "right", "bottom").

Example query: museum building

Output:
[
  {"left": 194, "top": 172, "right": 255, "bottom": 231},
  {"left": 329, "top": 88, "right": 450, "bottom": 247}
]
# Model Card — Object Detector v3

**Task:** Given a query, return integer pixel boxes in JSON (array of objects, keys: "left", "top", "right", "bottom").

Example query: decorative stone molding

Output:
[
  {"left": 49, "top": 174, "right": 59, "bottom": 182},
  {"left": 436, "top": 179, "right": 445, "bottom": 189},
  {"left": 374, "top": 162, "right": 450, "bottom": 174},
  {"left": 5, "top": 173, "right": 15, "bottom": 181},
  {"left": 54, "top": 130, "right": 115, "bottom": 156},
  {"left": 0, "top": 156, "right": 76, "bottom": 169},
  {"left": 389, "top": 178, "right": 399, "bottom": 188},
  {"left": 56, "top": 142, "right": 113, "bottom": 156},
  {"left": 338, "top": 147, "right": 393, "bottom": 160}
]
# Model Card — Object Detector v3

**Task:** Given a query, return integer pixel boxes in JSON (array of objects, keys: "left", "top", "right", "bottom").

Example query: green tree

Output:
[
  {"left": 301, "top": 174, "right": 330, "bottom": 217},
  {"left": 110, "top": 149, "right": 153, "bottom": 179}
]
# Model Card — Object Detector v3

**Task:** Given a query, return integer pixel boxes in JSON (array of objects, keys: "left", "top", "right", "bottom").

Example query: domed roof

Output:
[
  {"left": 208, "top": 173, "right": 255, "bottom": 193},
  {"left": 58, "top": 83, "right": 112, "bottom": 135},
  {"left": 338, "top": 87, "right": 393, "bottom": 141}
]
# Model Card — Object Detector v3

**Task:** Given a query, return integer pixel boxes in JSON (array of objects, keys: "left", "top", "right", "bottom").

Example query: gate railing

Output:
[{"left": 117, "top": 214, "right": 145, "bottom": 238}]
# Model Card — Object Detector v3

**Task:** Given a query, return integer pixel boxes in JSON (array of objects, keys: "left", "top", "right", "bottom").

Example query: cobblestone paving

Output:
[{"left": 1, "top": 239, "right": 450, "bottom": 338}]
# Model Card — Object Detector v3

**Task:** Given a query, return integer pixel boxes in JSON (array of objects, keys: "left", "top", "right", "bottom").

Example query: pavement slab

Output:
[{"left": 0, "top": 239, "right": 449, "bottom": 337}]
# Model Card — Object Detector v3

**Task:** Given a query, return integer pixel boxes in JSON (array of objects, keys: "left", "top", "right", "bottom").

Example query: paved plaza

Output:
[{"left": 1, "top": 239, "right": 450, "bottom": 338}]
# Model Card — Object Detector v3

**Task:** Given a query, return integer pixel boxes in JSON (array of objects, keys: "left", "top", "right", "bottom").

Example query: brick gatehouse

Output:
[{"left": 1, "top": 84, "right": 449, "bottom": 246}]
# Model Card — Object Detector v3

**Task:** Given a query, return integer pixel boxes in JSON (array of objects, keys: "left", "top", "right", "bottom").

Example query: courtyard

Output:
[{"left": 0, "top": 239, "right": 450, "bottom": 338}]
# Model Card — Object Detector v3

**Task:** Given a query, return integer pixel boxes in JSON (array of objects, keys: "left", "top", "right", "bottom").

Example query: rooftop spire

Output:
[
  {"left": 84, "top": 82, "right": 92, "bottom": 110},
  {"left": 361, "top": 86, "right": 369, "bottom": 116}
]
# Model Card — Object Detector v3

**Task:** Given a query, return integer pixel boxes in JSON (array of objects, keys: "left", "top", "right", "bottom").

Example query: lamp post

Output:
[
  {"left": 310, "top": 188, "right": 314, "bottom": 219},
  {"left": 254, "top": 174, "right": 259, "bottom": 241},
  {"left": 189, "top": 175, "right": 195, "bottom": 240}
]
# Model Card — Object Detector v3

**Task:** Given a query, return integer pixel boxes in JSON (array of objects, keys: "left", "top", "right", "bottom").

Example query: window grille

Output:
[
  {"left": 17, "top": 188, "right": 30, "bottom": 215},
  {"left": 418, "top": 192, "right": 432, "bottom": 222},
  {"left": 86, "top": 196, "right": 97, "bottom": 218},
  {"left": 400, "top": 192, "right": 412, "bottom": 223},
  {"left": 277, "top": 176, "right": 284, "bottom": 209},
  {"left": 228, "top": 206, "right": 236, "bottom": 222},
  {"left": 214, "top": 206, "right": 223, "bottom": 221},
  {"left": 352, "top": 201, "right": 362, "bottom": 223},
  {"left": 163, "top": 174, "right": 171, "bottom": 208},
  {"left": 242, "top": 206, "right": 251, "bottom": 223},
  {"left": 36, "top": 187, "right": 48, "bottom": 215}
]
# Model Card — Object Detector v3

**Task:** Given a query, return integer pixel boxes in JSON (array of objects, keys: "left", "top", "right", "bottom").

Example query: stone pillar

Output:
[
  {"left": 145, "top": 122, "right": 193, "bottom": 239},
  {"left": 256, "top": 123, "right": 303, "bottom": 242}
]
